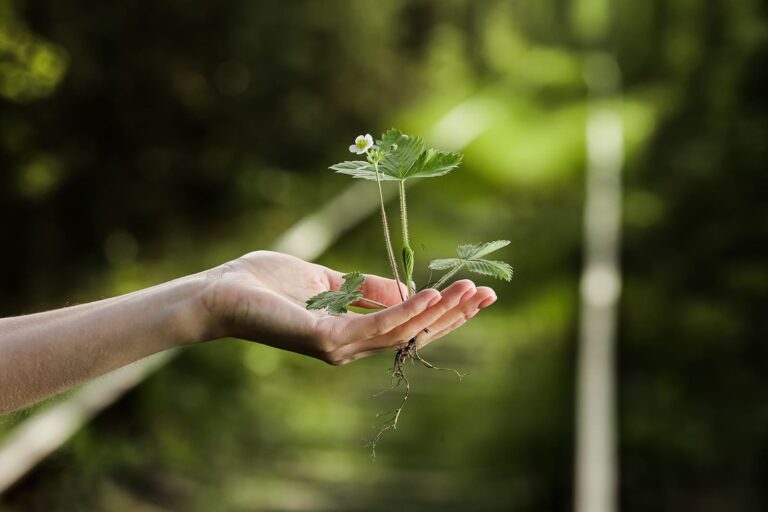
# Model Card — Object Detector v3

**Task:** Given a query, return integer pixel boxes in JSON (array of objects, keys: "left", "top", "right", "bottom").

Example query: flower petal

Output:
[
  {"left": 355, "top": 135, "right": 365, "bottom": 144},
  {"left": 364, "top": 134, "right": 373, "bottom": 146},
  {"left": 349, "top": 144, "right": 360, "bottom": 153}
]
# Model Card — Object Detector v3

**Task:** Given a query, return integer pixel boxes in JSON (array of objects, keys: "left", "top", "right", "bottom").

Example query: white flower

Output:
[{"left": 349, "top": 133, "right": 374, "bottom": 154}]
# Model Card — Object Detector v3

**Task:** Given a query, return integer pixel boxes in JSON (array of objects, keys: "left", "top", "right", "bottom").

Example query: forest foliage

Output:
[{"left": 0, "top": 0, "right": 766, "bottom": 510}]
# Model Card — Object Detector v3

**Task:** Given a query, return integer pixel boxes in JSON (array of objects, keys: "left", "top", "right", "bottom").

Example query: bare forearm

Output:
[
  {"left": 0, "top": 274, "right": 210, "bottom": 414},
  {"left": 0, "top": 251, "right": 494, "bottom": 415}
]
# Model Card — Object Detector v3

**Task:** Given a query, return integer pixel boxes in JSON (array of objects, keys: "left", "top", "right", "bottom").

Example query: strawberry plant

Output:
[{"left": 307, "top": 129, "right": 512, "bottom": 453}]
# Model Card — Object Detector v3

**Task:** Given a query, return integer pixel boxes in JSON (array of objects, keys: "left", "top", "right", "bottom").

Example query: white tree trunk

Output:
[{"left": 575, "top": 53, "right": 623, "bottom": 512}]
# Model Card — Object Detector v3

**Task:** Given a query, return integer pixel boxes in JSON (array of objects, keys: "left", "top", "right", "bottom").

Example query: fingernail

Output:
[
  {"left": 460, "top": 288, "right": 477, "bottom": 302},
  {"left": 479, "top": 296, "right": 496, "bottom": 309},
  {"left": 427, "top": 293, "right": 442, "bottom": 308}
]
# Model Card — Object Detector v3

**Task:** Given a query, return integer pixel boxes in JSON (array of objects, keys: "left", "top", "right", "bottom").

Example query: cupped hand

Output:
[{"left": 201, "top": 251, "right": 496, "bottom": 365}]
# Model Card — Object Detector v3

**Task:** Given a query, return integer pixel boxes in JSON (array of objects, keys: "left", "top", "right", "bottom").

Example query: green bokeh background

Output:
[{"left": 1, "top": 0, "right": 766, "bottom": 510}]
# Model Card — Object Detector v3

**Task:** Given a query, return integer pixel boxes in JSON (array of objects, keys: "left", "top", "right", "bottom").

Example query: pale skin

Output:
[{"left": 0, "top": 251, "right": 496, "bottom": 415}]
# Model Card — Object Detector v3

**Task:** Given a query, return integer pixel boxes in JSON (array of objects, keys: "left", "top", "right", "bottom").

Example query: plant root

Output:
[
  {"left": 366, "top": 335, "right": 464, "bottom": 458},
  {"left": 413, "top": 350, "right": 466, "bottom": 380}
]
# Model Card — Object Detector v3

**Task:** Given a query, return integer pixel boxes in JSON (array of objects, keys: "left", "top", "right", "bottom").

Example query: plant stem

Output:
[
  {"left": 359, "top": 297, "right": 388, "bottom": 309},
  {"left": 432, "top": 262, "right": 466, "bottom": 290},
  {"left": 399, "top": 181, "right": 414, "bottom": 297},
  {"left": 399, "top": 181, "right": 409, "bottom": 247},
  {"left": 373, "top": 161, "right": 405, "bottom": 303}
]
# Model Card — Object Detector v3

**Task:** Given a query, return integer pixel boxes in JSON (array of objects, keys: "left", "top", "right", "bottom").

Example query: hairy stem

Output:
[
  {"left": 359, "top": 297, "right": 388, "bottom": 309},
  {"left": 399, "top": 181, "right": 409, "bottom": 247},
  {"left": 432, "top": 262, "right": 466, "bottom": 290},
  {"left": 373, "top": 161, "right": 405, "bottom": 303},
  {"left": 399, "top": 181, "right": 414, "bottom": 298}
]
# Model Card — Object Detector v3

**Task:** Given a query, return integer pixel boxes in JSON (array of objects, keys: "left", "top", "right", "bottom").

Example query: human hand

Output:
[
  {"left": 0, "top": 250, "right": 498, "bottom": 413},
  {"left": 200, "top": 251, "right": 497, "bottom": 365}
]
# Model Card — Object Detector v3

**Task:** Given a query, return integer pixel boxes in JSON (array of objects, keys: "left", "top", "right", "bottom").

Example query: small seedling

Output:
[{"left": 307, "top": 129, "right": 513, "bottom": 455}]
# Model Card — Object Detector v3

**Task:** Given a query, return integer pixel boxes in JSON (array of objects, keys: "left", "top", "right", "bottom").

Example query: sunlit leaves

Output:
[
  {"left": 404, "top": 147, "right": 462, "bottom": 179},
  {"left": 306, "top": 272, "right": 365, "bottom": 315},
  {"left": 377, "top": 128, "right": 424, "bottom": 179},
  {"left": 329, "top": 128, "right": 462, "bottom": 182},
  {"left": 457, "top": 240, "right": 511, "bottom": 260},
  {"left": 329, "top": 160, "right": 398, "bottom": 181}
]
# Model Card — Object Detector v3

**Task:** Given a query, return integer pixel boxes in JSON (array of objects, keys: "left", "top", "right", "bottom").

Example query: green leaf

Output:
[
  {"left": 428, "top": 258, "right": 462, "bottom": 270},
  {"left": 306, "top": 272, "right": 365, "bottom": 315},
  {"left": 457, "top": 240, "right": 511, "bottom": 259},
  {"left": 403, "top": 148, "right": 463, "bottom": 179},
  {"left": 329, "top": 160, "right": 398, "bottom": 181},
  {"left": 340, "top": 271, "right": 365, "bottom": 293},
  {"left": 464, "top": 259, "right": 513, "bottom": 281},
  {"left": 329, "top": 128, "right": 463, "bottom": 182},
  {"left": 429, "top": 240, "right": 513, "bottom": 287},
  {"left": 377, "top": 128, "right": 424, "bottom": 180}
]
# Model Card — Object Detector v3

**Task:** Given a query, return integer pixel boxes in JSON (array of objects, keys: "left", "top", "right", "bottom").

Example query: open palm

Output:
[{"left": 202, "top": 251, "right": 497, "bottom": 365}]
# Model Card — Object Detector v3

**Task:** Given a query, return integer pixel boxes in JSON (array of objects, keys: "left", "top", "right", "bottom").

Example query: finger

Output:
[
  {"left": 339, "top": 288, "right": 441, "bottom": 342},
  {"left": 377, "top": 280, "right": 478, "bottom": 345},
  {"left": 417, "top": 287, "right": 495, "bottom": 341},
  {"left": 415, "top": 287, "right": 497, "bottom": 349},
  {"left": 356, "top": 273, "right": 408, "bottom": 308},
  {"left": 417, "top": 315, "right": 469, "bottom": 350},
  {"left": 341, "top": 280, "right": 477, "bottom": 358}
]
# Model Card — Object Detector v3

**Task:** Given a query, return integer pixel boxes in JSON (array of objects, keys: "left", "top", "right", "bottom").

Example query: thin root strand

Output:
[{"left": 367, "top": 335, "right": 464, "bottom": 458}]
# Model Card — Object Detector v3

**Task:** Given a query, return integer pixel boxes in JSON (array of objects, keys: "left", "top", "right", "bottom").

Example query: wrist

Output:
[{"left": 160, "top": 272, "right": 219, "bottom": 347}]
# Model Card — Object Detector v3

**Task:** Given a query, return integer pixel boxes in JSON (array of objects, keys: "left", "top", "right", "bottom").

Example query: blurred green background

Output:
[{"left": 1, "top": 0, "right": 767, "bottom": 510}]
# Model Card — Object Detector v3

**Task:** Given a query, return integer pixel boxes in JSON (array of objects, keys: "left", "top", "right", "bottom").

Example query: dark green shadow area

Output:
[{"left": 1, "top": 0, "right": 767, "bottom": 511}]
